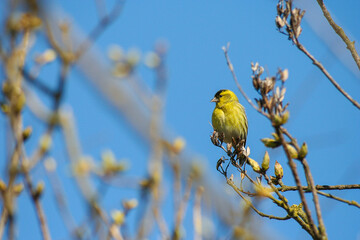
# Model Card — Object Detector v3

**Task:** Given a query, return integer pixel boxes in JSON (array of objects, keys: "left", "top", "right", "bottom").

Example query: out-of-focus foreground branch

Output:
[{"left": 0, "top": 1, "right": 260, "bottom": 240}]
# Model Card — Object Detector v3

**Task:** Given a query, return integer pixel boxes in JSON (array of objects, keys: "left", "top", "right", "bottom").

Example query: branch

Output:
[
  {"left": 0, "top": 208, "right": 7, "bottom": 239},
  {"left": 24, "top": 171, "right": 52, "bottom": 240},
  {"left": 277, "top": 125, "right": 326, "bottom": 238},
  {"left": 278, "top": 184, "right": 360, "bottom": 192},
  {"left": 226, "top": 179, "right": 291, "bottom": 221},
  {"left": 275, "top": 127, "right": 320, "bottom": 238},
  {"left": 75, "top": 0, "right": 125, "bottom": 59},
  {"left": 315, "top": 0, "right": 360, "bottom": 70},
  {"left": 317, "top": 191, "right": 360, "bottom": 209},
  {"left": 193, "top": 186, "right": 203, "bottom": 240},
  {"left": 295, "top": 41, "right": 360, "bottom": 110},
  {"left": 222, "top": 44, "right": 269, "bottom": 118}
]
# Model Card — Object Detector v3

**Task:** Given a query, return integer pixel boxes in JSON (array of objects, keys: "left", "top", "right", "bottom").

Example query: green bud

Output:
[
  {"left": 111, "top": 210, "right": 125, "bottom": 225},
  {"left": 281, "top": 111, "right": 290, "bottom": 124},
  {"left": 0, "top": 180, "right": 6, "bottom": 192},
  {"left": 298, "top": 142, "right": 308, "bottom": 159},
  {"left": 2, "top": 82, "right": 12, "bottom": 98},
  {"left": 261, "top": 151, "right": 270, "bottom": 171},
  {"left": 32, "top": 181, "right": 45, "bottom": 199},
  {"left": 248, "top": 158, "right": 261, "bottom": 173},
  {"left": 14, "top": 92, "right": 26, "bottom": 113},
  {"left": 0, "top": 104, "right": 10, "bottom": 114},
  {"left": 22, "top": 126, "right": 32, "bottom": 141},
  {"left": 271, "top": 132, "right": 280, "bottom": 141},
  {"left": 273, "top": 114, "right": 282, "bottom": 126},
  {"left": 274, "top": 161, "right": 283, "bottom": 179},
  {"left": 122, "top": 199, "right": 138, "bottom": 210},
  {"left": 13, "top": 183, "right": 24, "bottom": 195},
  {"left": 261, "top": 138, "right": 281, "bottom": 148},
  {"left": 286, "top": 144, "right": 298, "bottom": 159},
  {"left": 39, "top": 134, "right": 52, "bottom": 153}
]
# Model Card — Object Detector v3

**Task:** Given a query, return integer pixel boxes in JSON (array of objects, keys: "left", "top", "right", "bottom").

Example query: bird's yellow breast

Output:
[{"left": 212, "top": 101, "right": 247, "bottom": 143}]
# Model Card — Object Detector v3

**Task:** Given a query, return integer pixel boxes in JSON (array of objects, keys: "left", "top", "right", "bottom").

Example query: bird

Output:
[{"left": 211, "top": 89, "right": 248, "bottom": 153}]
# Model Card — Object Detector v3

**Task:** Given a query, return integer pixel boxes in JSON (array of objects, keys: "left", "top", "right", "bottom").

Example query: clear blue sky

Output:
[{"left": 1, "top": 0, "right": 360, "bottom": 239}]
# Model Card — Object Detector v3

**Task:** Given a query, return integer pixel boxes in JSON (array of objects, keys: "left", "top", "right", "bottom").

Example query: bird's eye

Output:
[{"left": 219, "top": 95, "right": 223, "bottom": 97}]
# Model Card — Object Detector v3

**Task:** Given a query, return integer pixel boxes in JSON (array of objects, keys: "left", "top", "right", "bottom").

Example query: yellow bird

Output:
[{"left": 211, "top": 89, "right": 248, "bottom": 149}]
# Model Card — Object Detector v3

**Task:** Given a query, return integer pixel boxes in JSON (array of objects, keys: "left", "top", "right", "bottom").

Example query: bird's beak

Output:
[{"left": 210, "top": 97, "right": 218, "bottom": 103}]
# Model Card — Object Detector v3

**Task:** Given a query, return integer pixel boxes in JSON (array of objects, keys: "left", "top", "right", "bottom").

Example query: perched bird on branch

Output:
[{"left": 211, "top": 89, "right": 248, "bottom": 157}]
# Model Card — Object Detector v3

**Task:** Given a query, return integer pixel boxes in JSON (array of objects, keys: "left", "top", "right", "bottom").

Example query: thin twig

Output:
[
  {"left": 294, "top": 40, "right": 360, "bottom": 110},
  {"left": 152, "top": 207, "right": 169, "bottom": 239},
  {"left": 315, "top": 0, "right": 360, "bottom": 70},
  {"left": 173, "top": 177, "right": 193, "bottom": 238},
  {"left": 222, "top": 44, "right": 269, "bottom": 118},
  {"left": 226, "top": 179, "right": 291, "bottom": 221},
  {"left": 45, "top": 167, "right": 78, "bottom": 237},
  {"left": 317, "top": 191, "right": 360, "bottom": 209},
  {"left": 278, "top": 184, "right": 360, "bottom": 191},
  {"left": 24, "top": 172, "right": 52, "bottom": 240}
]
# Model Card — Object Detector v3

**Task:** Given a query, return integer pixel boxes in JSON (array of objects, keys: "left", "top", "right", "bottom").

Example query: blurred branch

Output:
[
  {"left": 173, "top": 176, "right": 193, "bottom": 239},
  {"left": 75, "top": 0, "right": 125, "bottom": 59},
  {"left": 23, "top": 172, "right": 52, "bottom": 240},
  {"left": 315, "top": 0, "right": 360, "bottom": 70},
  {"left": 193, "top": 186, "right": 203, "bottom": 240},
  {"left": 0, "top": 208, "right": 8, "bottom": 238},
  {"left": 22, "top": 68, "right": 56, "bottom": 97},
  {"left": 45, "top": 165, "right": 79, "bottom": 237}
]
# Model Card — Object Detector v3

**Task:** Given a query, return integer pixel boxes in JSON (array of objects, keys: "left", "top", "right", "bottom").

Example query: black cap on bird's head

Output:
[{"left": 210, "top": 89, "right": 227, "bottom": 103}]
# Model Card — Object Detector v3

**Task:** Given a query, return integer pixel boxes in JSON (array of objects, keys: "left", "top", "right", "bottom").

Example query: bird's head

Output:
[{"left": 211, "top": 89, "right": 239, "bottom": 107}]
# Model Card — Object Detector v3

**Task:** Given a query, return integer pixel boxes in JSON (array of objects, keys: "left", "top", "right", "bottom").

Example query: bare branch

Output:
[
  {"left": 295, "top": 41, "right": 360, "bottom": 110},
  {"left": 315, "top": 0, "right": 360, "bottom": 70},
  {"left": 278, "top": 184, "right": 360, "bottom": 192},
  {"left": 222, "top": 44, "right": 269, "bottom": 118},
  {"left": 226, "top": 179, "right": 292, "bottom": 221},
  {"left": 317, "top": 191, "right": 360, "bottom": 209}
]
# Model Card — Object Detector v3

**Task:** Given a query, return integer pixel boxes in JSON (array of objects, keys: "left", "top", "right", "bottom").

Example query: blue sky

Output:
[{"left": 1, "top": 0, "right": 360, "bottom": 239}]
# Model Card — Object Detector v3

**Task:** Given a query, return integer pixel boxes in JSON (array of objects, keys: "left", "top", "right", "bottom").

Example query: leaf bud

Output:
[
  {"left": 274, "top": 161, "right": 283, "bottom": 179},
  {"left": 281, "top": 111, "right": 290, "bottom": 124},
  {"left": 261, "top": 138, "right": 281, "bottom": 148},
  {"left": 111, "top": 210, "right": 125, "bottom": 225},
  {"left": 286, "top": 144, "right": 298, "bottom": 159},
  {"left": 39, "top": 134, "right": 52, "bottom": 153},
  {"left": 13, "top": 183, "right": 24, "bottom": 195},
  {"left": 0, "top": 180, "right": 6, "bottom": 192},
  {"left": 32, "top": 181, "right": 45, "bottom": 199},
  {"left": 22, "top": 126, "right": 32, "bottom": 141},
  {"left": 247, "top": 158, "right": 261, "bottom": 173},
  {"left": 273, "top": 114, "right": 283, "bottom": 127},
  {"left": 261, "top": 151, "right": 270, "bottom": 171},
  {"left": 122, "top": 199, "right": 138, "bottom": 210},
  {"left": 298, "top": 142, "right": 308, "bottom": 159}
]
